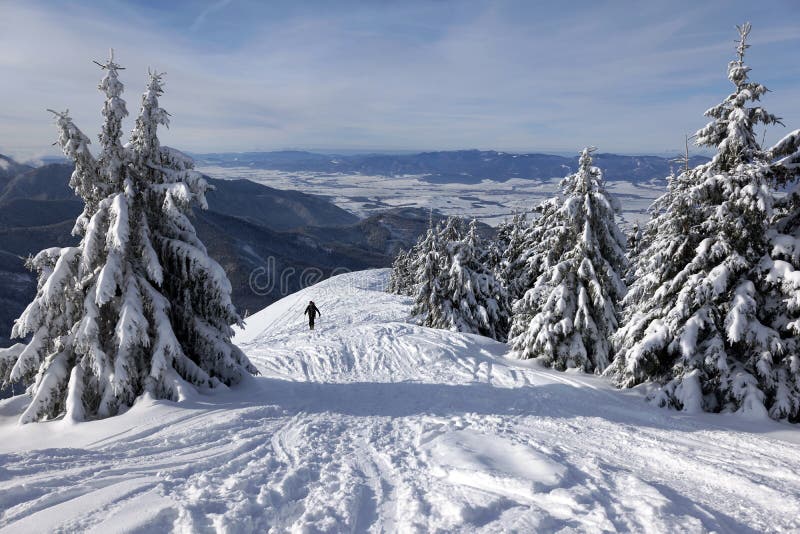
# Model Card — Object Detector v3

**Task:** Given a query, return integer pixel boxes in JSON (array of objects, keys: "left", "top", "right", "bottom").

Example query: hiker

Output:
[{"left": 304, "top": 300, "right": 321, "bottom": 330}]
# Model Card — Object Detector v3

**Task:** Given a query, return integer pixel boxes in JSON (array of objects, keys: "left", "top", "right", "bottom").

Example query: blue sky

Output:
[{"left": 1, "top": 0, "right": 799, "bottom": 160}]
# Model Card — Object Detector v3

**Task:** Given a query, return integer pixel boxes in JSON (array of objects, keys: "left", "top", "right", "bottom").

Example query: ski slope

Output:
[{"left": 1, "top": 269, "right": 799, "bottom": 533}]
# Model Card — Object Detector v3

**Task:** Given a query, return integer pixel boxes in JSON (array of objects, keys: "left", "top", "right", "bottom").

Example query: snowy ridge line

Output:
[{"left": 1, "top": 269, "right": 799, "bottom": 532}]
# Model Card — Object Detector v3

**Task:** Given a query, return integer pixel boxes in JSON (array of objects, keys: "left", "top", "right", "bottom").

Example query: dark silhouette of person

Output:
[{"left": 304, "top": 300, "right": 321, "bottom": 330}]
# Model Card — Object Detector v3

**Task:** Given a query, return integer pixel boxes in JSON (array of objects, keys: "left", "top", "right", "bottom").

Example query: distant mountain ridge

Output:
[
  {"left": 0, "top": 154, "right": 448, "bottom": 345},
  {"left": 0, "top": 154, "right": 33, "bottom": 190},
  {"left": 195, "top": 149, "right": 710, "bottom": 184}
]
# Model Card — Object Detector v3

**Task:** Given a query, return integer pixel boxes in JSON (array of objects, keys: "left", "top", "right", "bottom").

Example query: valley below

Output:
[{"left": 196, "top": 165, "right": 664, "bottom": 227}]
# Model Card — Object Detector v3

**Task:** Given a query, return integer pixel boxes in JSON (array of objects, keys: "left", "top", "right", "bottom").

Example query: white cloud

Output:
[
  {"left": 0, "top": 0, "right": 798, "bottom": 160},
  {"left": 190, "top": 0, "right": 235, "bottom": 32}
]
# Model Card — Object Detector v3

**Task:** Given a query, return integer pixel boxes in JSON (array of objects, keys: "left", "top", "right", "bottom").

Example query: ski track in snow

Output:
[{"left": 1, "top": 269, "right": 799, "bottom": 533}]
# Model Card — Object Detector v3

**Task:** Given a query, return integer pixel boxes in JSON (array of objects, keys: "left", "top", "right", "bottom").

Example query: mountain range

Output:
[
  {"left": 194, "top": 149, "right": 710, "bottom": 184},
  {"left": 0, "top": 156, "right": 449, "bottom": 346}
]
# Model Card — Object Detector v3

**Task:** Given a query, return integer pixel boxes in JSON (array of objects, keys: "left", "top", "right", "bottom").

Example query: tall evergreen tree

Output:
[
  {"left": 1, "top": 53, "right": 255, "bottom": 423},
  {"left": 442, "top": 220, "right": 510, "bottom": 340},
  {"left": 410, "top": 218, "right": 509, "bottom": 340},
  {"left": 132, "top": 71, "right": 257, "bottom": 395},
  {"left": 496, "top": 211, "right": 538, "bottom": 302},
  {"left": 624, "top": 221, "right": 644, "bottom": 285},
  {"left": 438, "top": 216, "right": 464, "bottom": 254},
  {"left": 759, "top": 122, "right": 800, "bottom": 420},
  {"left": 483, "top": 226, "right": 507, "bottom": 282},
  {"left": 411, "top": 225, "right": 444, "bottom": 327},
  {"left": 389, "top": 212, "right": 442, "bottom": 297},
  {"left": 626, "top": 222, "right": 643, "bottom": 261},
  {"left": 768, "top": 129, "right": 800, "bottom": 305},
  {"left": 388, "top": 248, "right": 414, "bottom": 296},
  {"left": 611, "top": 24, "right": 800, "bottom": 419},
  {"left": 510, "top": 148, "right": 627, "bottom": 372},
  {"left": 415, "top": 217, "right": 463, "bottom": 328}
]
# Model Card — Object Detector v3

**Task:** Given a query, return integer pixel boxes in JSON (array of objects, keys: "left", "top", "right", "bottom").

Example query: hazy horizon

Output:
[{"left": 17, "top": 146, "right": 716, "bottom": 167}]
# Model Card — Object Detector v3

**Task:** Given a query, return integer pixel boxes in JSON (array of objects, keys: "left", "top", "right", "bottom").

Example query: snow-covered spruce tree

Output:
[
  {"left": 623, "top": 221, "right": 644, "bottom": 285},
  {"left": 438, "top": 216, "right": 465, "bottom": 255},
  {"left": 626, "top": 222, "right": 643, "bottom": 260},
  {"left": 439, "top": 219, "right": 510, "bottom": 340},
  {"left": 496, "top": 211, "right": 538, "bottom": 302},
  {"left": 391, "top": 210, "right": 442, "bottom": 296},
  {"left": 410, "top": 225, "right": 444, "bottom": 326},
  {"left": 130, "top": 71, "right": 256, "bottom": 392},
  {"left": 768, "top": 130, "right": 800, "bottom": 361},
  {"left": 482, "top": 229, "right": 506, "bottom": 281},
  {"left": 758, "top": 124, "right": 800, "bottom": 420},
  {"left": 412, "top": 216, "right": 464, "bottom": 328},
  {"left": 426, "top": 217, "right": 464, "bottom": 318},
  {"left": 401, "top": 246, "right": 419, "bottom": 295},
  {"left": 388, "top": 248, "right": 415, "bottom": 296},
  {"left": 387, "top": 248, "right": 403, "bottom": 294},
  {"left": 505, "top": 198, "right": 565, "bottom": 314},
  {"left": 1, "top": 53, "right": 255, "bottom": 423},
  {"left": 484, "top": 212, "right": 522, "bottom": 280},
  {"left": 410, "top": 216, "right": 509, "bottom": 339},
  {"left": 610, "top": 24, "right": 800, "bottom": 419},
  {"left": 509, "top": 148, "right": 627, "bottom": 372},
  {"left": 618, "top": 166, "right": 703, "bottom": 320}
]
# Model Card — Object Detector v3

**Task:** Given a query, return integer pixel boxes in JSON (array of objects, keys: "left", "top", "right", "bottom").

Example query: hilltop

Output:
[{"left": 1, "top": 270, "right": 797, "bottom": 532}]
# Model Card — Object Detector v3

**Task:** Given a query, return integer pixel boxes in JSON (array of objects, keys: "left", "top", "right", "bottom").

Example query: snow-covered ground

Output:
[
  {"left": 2, "top": 269, "right": 799, "bottom": 533},
  {"left": 196, "top": 166, "right": 662, "bottom": 227}
]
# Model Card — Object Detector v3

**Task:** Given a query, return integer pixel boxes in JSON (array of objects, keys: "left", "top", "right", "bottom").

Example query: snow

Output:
[
  {"left": 422, "top": 429, "right": 566, "bottom": 496},
  {"left": 2, "top": 269, "right": 800, "bottom": 532}
]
